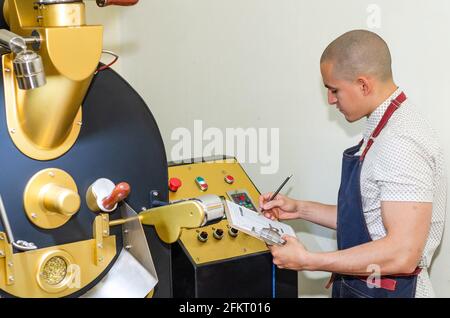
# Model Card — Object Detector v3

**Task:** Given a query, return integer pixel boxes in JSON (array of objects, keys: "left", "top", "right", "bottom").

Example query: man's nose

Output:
[{"left": 328, "top": 91, "right": 338, "bottom": 105}]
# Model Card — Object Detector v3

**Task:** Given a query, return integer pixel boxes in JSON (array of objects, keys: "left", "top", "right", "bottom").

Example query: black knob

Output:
[
  {"left": 213, "top": 229, "right": 224, "bottom": 240},
  {"left": 197, "top": 231, "right": 208, "bottom": 242},
  {"left": 228, "top": 227, "right": 239, "bottom": 237}
]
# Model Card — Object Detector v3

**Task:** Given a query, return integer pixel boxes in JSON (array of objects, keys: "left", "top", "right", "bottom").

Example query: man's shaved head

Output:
[{"left": 321, "top": 30, "right": 393, "bottom": 82}]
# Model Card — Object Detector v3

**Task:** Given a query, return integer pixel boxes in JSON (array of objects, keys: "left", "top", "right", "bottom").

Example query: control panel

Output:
[
  {"left": 168, "top": 158, "right": 267, "bottom": 264},
  {"left": 168, "top": 158, "right": 298, "bottom": 298}
]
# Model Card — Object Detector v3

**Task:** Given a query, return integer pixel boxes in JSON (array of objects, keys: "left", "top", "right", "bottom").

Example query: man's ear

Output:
[{"left": 357, "top": 77, "right": 372, "bottom": 96}]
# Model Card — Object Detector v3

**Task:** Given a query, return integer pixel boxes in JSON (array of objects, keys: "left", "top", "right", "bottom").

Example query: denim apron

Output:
[{"left": 331, "top": 92, "right": 420, "bottom": 298}]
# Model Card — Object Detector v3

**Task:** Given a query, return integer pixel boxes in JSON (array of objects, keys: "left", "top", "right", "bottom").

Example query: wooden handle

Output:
[
  {"left": 96, "top": 0, "right": 139, "bottom": 7},
  {"left": 102, "top": 182, "right": 131, "bottom": 210}
]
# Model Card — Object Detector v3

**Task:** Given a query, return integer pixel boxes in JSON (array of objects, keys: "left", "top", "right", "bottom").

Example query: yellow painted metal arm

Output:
[{"left": 139, "top": 201, "right": 206, "bottom": 244}]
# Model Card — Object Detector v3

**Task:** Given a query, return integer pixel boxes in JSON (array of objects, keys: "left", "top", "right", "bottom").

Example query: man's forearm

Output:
[
  {"left": 305, "top": 237, "right": 418, "bottom": 275},
  {"left": 297, "top": 201, "right": 337, "bottom": 230}
]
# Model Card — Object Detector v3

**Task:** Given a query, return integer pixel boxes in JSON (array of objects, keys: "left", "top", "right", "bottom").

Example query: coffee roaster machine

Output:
[{"left": 0, "top": 0, "right": 297, "bottom": 298}]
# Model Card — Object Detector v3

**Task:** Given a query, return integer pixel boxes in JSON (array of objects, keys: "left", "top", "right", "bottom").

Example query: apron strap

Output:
[{"left": 360, "top": 92, "right": 407, "bottom": 161}]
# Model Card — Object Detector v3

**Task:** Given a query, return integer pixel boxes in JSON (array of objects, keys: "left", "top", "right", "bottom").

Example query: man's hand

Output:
[
  {"left": 259, "top": 193, "right": 300, "bottom": 221},
  {"left": 268, "top": 235, "right": 311, "bottom": 271}
]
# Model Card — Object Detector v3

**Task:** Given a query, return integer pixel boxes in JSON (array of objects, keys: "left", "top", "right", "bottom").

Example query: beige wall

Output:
[{"left": 90, "top": 0, "right": 450, "bottom": 297}]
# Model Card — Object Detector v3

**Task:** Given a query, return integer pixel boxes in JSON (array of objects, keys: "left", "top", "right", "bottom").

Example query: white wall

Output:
[
  {"left": 86, "top": 2, "right": 122, "bottom": 72},
  {"left": 90, "top": 0, "right": 450, "bottom": 297}
]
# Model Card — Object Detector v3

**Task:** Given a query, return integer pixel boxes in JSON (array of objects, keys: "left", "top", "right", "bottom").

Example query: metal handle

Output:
[
  {"left": 0, "top": 195, "right": 37, "bottom": 251},
  {"left": 96, "top": 0, "right": 139, "bottom": 7},
  {"left": 0, "top": 29, "right": 27, "bottom": 54},
  {"left": 35, "top": 0, "right": 138, "bottom": 7}
]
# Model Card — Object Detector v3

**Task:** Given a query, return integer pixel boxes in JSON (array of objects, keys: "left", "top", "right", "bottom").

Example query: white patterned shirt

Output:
[{"left": 358, "top": 88, "right": 447, "bottom": 298}]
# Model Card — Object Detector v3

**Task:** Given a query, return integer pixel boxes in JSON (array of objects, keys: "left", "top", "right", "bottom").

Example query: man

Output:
[{"left": 260, "top": 30, "right": 447, "bottom": 298}]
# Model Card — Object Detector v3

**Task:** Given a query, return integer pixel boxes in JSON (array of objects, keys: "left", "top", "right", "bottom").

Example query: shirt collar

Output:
[{"left": 364, "top": 87, "right": 402, "bottom": 141}]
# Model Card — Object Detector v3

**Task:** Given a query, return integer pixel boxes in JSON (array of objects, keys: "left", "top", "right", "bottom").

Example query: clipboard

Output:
[{"left": 224, "top": 200, "right": 296, "bottom": 246}]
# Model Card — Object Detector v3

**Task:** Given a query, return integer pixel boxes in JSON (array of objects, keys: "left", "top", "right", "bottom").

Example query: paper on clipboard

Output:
[{"left": 224, "top": 200, "right": 296, "bottom": 245}]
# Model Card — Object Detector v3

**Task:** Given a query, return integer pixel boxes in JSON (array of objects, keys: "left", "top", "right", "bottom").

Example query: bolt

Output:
[
  {"left": 103, "top": 230, "right": 108, "bottom": 235},
  {"left": 77, "top": 121, "right": 82, "bottom": 126},
  {"left": 8, "top": 276, "right": 14, "bottom": 282},
  {"left": 0, "top": 251, "right": 4, "bottom": 257},
  {"left": 98, "top": 257, "right": 104, "bottom": 262},
  {"left": 8, "top": 262, "right": 13, "bottom": 267},
  {"left": 97, "top": 243, "right": 103, "bottom": 249},
  {"left": 48, "top": 171, "right": 55, "bottom": 178},
  {"left": 124, "top": 229, "right": 129, "bottom": 234},
  {"left": 5, "top": 68, "right": 10, "bottom": 73},
  {"left": 152, "top": 191, "right": 159, "bottom": 196},
  {"left": 31, "top": 213, "right": 37, "bottom": 219},
  {"left": 10, "top": 128, "right": 16, "bottom": 134},
  {"left": 125, "top": 245, "right": 132, "bottom": 250}
]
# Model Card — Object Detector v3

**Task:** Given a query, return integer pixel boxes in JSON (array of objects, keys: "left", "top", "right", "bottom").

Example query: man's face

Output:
[{"left": 320, "top": 62, "right": 367, "bottom": 123}]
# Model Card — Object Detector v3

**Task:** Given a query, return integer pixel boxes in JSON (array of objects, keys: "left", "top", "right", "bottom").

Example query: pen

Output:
[{"left": 260, "top": 174, "right": 293, "bottom": 213}]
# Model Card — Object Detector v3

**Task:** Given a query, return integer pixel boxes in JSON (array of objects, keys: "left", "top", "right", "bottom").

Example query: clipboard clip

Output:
[{"left": 259, "top": 226, "right": 286, "bottom": 246}]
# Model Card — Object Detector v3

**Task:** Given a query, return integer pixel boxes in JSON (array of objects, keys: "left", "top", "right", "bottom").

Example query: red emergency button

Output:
[
  {"left": 224, "top": 175, "right": 234, "bottom": 184},
  {"left": 169, "top": 178, "right": 182, "bottom": 192}
]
